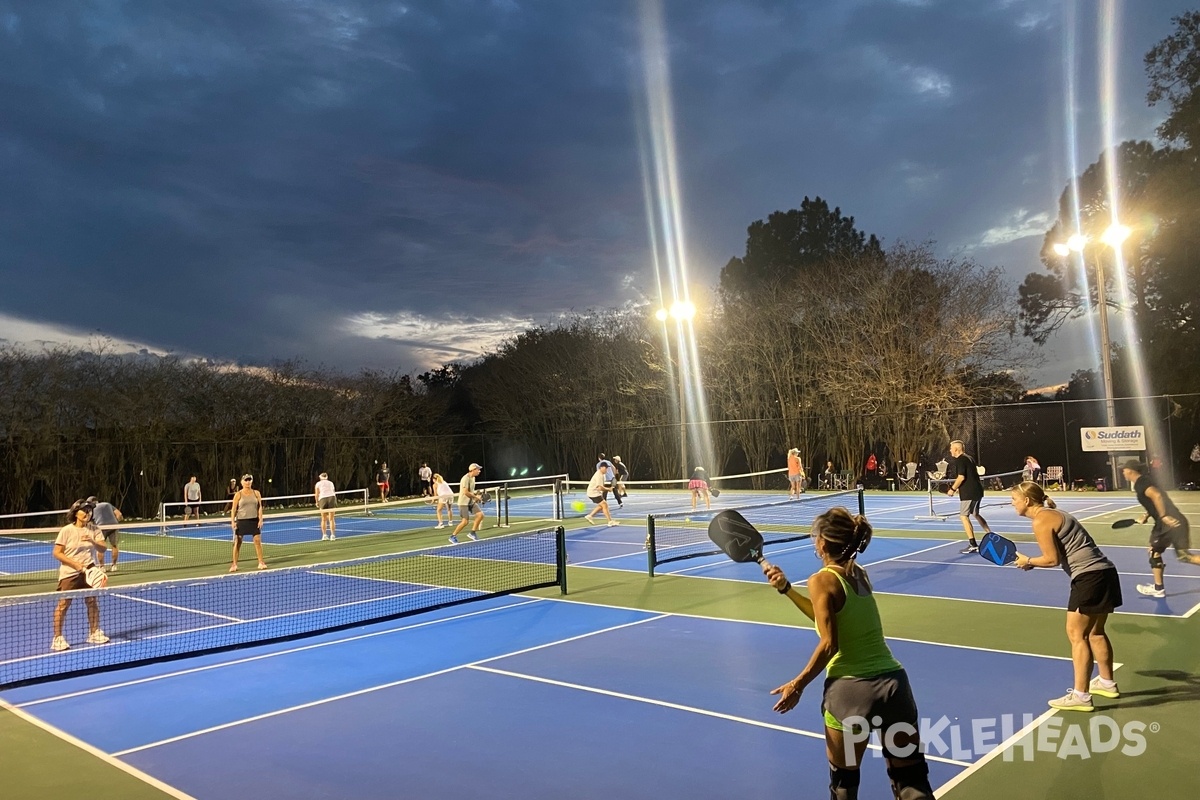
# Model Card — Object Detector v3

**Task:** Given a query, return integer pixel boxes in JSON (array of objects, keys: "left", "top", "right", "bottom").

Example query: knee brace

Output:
[
  {"left": 887, "top": 758, "right": 934, "bottom": 800},
  {"left": 829, "top": 765, "right": 861, "bottom": 800},
  {"left": 1149, "top": 553, "right": 1165, "bottom": 570}
]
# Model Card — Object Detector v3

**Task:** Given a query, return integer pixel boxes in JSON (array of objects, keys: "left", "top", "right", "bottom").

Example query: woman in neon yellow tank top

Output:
[{"left": 764, "top": 507, "right": 934, "bottom": 800}]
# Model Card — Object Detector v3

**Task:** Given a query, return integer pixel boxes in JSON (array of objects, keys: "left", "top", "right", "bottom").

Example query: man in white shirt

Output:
[
  {"left": 418, "top": 463, "right": 433, "bottom": 497},
  {"left": 314, "top": 472, "right": 337, "bottom": 541}
]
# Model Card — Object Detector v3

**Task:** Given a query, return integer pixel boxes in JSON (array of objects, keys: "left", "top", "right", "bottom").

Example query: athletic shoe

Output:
[
  {"left": 108, "top": 564, "right": 117, "bottom": 573},
  {"left": 960, "top": 544, "right": 979, "bottom": 554},
  {"left": 329, "top": 535, "right": 336, "bottom": 541},
  {"left": 86, "top": 630, "right": 110, "bottom": 645},
  {"left": 229, "top": 564, "right": 238, "bottom": 572},
  {"left": 468, "top": 532, "right": 479, "bottom": 541},
  {"left": 434, "top": 523, "right": 445, "bottom": 529},
  {"left": 1088, "top": 678, "right": 1120, "bottom": 699},
  {"left": 50, "top": 636, "right": 69, "bottom": 652},
  {"left": 321, "top": 535, "right": 329, "bottom": 541},
  {"left": 608, "top": 520, "right": 620, "bottom": 527},
  {"left": 257, "top": 562, "right": 268, "bottom": 571},
  {"left": 583, "top": 515, "right": 595, "bottom": 524},
  {"left": 448, "top": 535, "right": 459, "bottom": 544},
  {"left": 1048, "top": 690, "right": 1093, "bottom": 712},
  {"left": 1136, "top": 583, "right": 1166, "bottom": 598}
]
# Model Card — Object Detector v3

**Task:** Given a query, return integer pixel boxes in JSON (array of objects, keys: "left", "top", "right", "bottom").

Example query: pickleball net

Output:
[
  {"left": 645, "top": 488, "right": 864, "bottom": 575},
  {"left": 0, "top": 492, "right": 534, "bottom": 589},
  {"left": 0, "top": 526, "right": 566, "bottom": 688},
  {"left": 915, "top": 468, "right": 1026, "bottom": 520}
]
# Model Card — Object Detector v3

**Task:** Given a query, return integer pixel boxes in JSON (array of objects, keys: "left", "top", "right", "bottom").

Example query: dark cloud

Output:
[{"left": 0, "top": 0, "right": 1191, "bottom": 383}]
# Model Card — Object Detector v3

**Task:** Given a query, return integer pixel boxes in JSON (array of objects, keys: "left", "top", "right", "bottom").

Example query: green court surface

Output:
[{"left": 3, "top": 493, "right": 1199, "bottom": 799}]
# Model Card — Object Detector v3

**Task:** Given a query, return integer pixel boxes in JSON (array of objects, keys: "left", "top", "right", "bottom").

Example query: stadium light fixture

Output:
[{"left": 1052, "top": 224, "right": 1133, "bottom": 488}]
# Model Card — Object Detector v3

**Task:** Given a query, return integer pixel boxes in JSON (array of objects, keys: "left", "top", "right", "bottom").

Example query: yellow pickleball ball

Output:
[{"left": 572, "top": 500, "right": 587, "bottom": 513}]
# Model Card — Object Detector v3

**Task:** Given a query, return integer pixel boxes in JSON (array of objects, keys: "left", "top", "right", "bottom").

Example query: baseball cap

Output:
[
  {"left": 1121, "top": 459, "right": 1146, "bottom": 472},
  {"left": 612, "top": 455, "right": 621, "bottom": 462},
  {"left": 469, "top": 463, "right": 483, "bottom": 471},
  {"left": 85, "top": 496, "right": 98, "bottom": 505}
]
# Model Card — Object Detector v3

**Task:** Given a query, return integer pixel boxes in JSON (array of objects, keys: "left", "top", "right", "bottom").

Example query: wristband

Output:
[{"left": 777, "top": 581, "right": 792, "bottom": 594}]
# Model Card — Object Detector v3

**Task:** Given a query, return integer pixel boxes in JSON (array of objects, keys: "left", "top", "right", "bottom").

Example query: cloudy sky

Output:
[{"left": 0, "top": 0, "right": 1191, "bottom": 387}]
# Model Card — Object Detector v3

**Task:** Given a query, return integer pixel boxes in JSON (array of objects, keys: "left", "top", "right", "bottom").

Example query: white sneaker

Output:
[
  {"left": 329, "top": 535, "right": 336, "bottom": 541},
  {"left": 108, "top": 564, "right": 117, "bottom": 573},
  {"left": 1088, "top": 677, "right": 1120, "bottom": 699},
  {"left": 1048, "top": 689, "right": 1093, "bottom": 712},
  {"left": 321, "top": 535, "right": 329, "bottom": 541},
  {"left": 1137, "top": 583, "right": 1166, "bottom": 598},
  {"left": 51, "top": 636, "right": 69, "bottom": 652},
  {"left": 435, "top": 523, "right": 445, "bottom": 529},
  {"left": 468, "top": 532, "right": 479, "bottom": 541},
  {"left": 86, "top": 630, "right": 110, "bottom": 645},
  {"left": 608, "top": 520, "right": 620, "bottom": 527}
]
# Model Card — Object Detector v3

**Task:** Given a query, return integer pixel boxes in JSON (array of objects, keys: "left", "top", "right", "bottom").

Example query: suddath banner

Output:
[{"left": 1080, "top": 426, "right": 1146, "bottom": 452}]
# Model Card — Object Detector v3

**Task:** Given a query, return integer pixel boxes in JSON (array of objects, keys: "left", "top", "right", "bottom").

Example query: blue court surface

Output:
[
  {"left": 0, "top": 538, "right": 164, "bottom": 576},
  {"left": 2, "top": 595, "right": 1076, "bottom": 799}
]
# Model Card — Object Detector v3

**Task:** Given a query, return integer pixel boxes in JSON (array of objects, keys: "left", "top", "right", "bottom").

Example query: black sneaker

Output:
[{"left": 960, "top": 544, "right": 979, "bottom": 554}]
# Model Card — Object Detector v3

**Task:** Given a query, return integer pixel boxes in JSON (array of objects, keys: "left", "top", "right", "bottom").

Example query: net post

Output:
[
  {"left": 555, "top": 526, "right": 568, "bottom": 594},
  {"left": 159, "top": 501, "right": 167, "bottom": 536},
  {"left": 553, "top": 478, "right": 564, "bottom": 521},
  {"left": 857, "top": 486, "right": 866, "bottom": 517},
  {"left": 498, "top": 485, "right": 509, "bottom": 528},
  {"left": 646, "top": 515, "right": 657, "bottom": 577}
]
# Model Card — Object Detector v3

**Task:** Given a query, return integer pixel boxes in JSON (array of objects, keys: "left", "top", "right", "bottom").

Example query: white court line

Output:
[
  {"left": 0, "top": 697, "right": 198, "bottom": 800},
  {"left": 15, "top": 599, "right": 545, "bottom": 707},
  {"left": 891, "top": 558, "right": 1200, "bottom": 581},
  {"left": 110, "top": 614, "right": 668, "bottom": 756},
  {"left": 470, "top": 664, "right": 971, "bottom": 768},
  {"left": 868, "top": 588, "right": 1184, "bottom": 619},
  {"left": 534, "top": 594, "right": 1080, "bottom": 663},
  {"left": 115, "top": 594, "right": 244, "bottom": 622},
  {"left": 933, "top": 708, "right": 1059, "bottom": 797}
]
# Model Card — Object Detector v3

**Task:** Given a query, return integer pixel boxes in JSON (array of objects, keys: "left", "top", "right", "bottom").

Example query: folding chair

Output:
[
  {"left": 1043, "top": 466, "right": 1063, "bottom": 490},
  {"left": 899, "top": 462, "right": 920, "bottom": 490}
]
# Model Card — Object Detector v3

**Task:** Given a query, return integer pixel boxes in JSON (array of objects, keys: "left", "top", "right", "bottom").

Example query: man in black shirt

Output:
[
  {"left": 1122, "top": 459, "right": 1200, "bottom": 598},
  {"left": 946, "top": 440, "right": 992, "bottom": 554}
]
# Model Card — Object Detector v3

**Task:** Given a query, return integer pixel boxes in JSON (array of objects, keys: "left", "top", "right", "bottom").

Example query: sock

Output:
[
  {"left": 1073, "top": 690, "right": 1091, "bottom": 701},
  {"left": 1096, "top": 677, "right": 1116, "bottom": 688},
  {"left": 968, "top": 538, "right": 978, "bottom": 546},
  {"left": 1155, "top": 583, "right": 1164, "bottom": 591}
]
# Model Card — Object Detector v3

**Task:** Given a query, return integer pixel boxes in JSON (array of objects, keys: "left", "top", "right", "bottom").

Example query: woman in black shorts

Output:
[
  {"left": 1010, "top": 481, "right": 1121, "bottom": 711},
  {"left": 230, "top": 474, "right": 267, "bottom": 572},
  {"left": 764, "top": 508, "right": 934, "bottom": 800}
]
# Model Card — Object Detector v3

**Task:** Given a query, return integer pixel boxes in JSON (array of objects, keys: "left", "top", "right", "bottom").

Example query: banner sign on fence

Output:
[{"left": 1081, "top": 426, "right": 1146, "bottom": 452}]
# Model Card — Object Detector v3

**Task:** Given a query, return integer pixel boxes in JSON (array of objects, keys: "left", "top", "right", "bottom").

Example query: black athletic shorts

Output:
[
  {"left": 1150, "top": 518, "right": 1192, "bottom": 557},
  {"left": 1067, "top": 567, "right": 1122, "bottom": 614}
]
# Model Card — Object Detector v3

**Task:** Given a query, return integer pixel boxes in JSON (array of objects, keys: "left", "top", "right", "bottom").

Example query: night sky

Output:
[{"left": 0, "top": 1, "right": 1191, "bottom": 386}]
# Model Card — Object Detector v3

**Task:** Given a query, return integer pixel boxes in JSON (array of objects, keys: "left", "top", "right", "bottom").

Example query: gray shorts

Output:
[
  {"left": 959, "top": 497, "right": 982, "bottom": 516},
  {"left": 459, "top": 501, "right": 480, "bottom": 519},
  {"left": 822, "top": 669, "right": 919, "bottom": 737},
  {"left": 317, "top": 496, "right": 337, "bottom": 511},
  {"left": 102, "top": 529, "right": 120, "bottom": 546}
]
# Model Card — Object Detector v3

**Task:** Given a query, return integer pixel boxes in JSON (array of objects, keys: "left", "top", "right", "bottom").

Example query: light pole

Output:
[
  {"left": 1052, "top": 223, "right": 1129, "bottom": 488},
  {"left": 656, "top": 301, "right": 695, "bottom": 481}
]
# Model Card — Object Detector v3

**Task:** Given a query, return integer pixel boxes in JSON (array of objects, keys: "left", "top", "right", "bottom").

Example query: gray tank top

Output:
[
  {"left": 1045, "top": 508, "right": 1112, "bottom": 578},
  {"left": 235, "top": 491, "right": 261, "bottom": 520}
]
